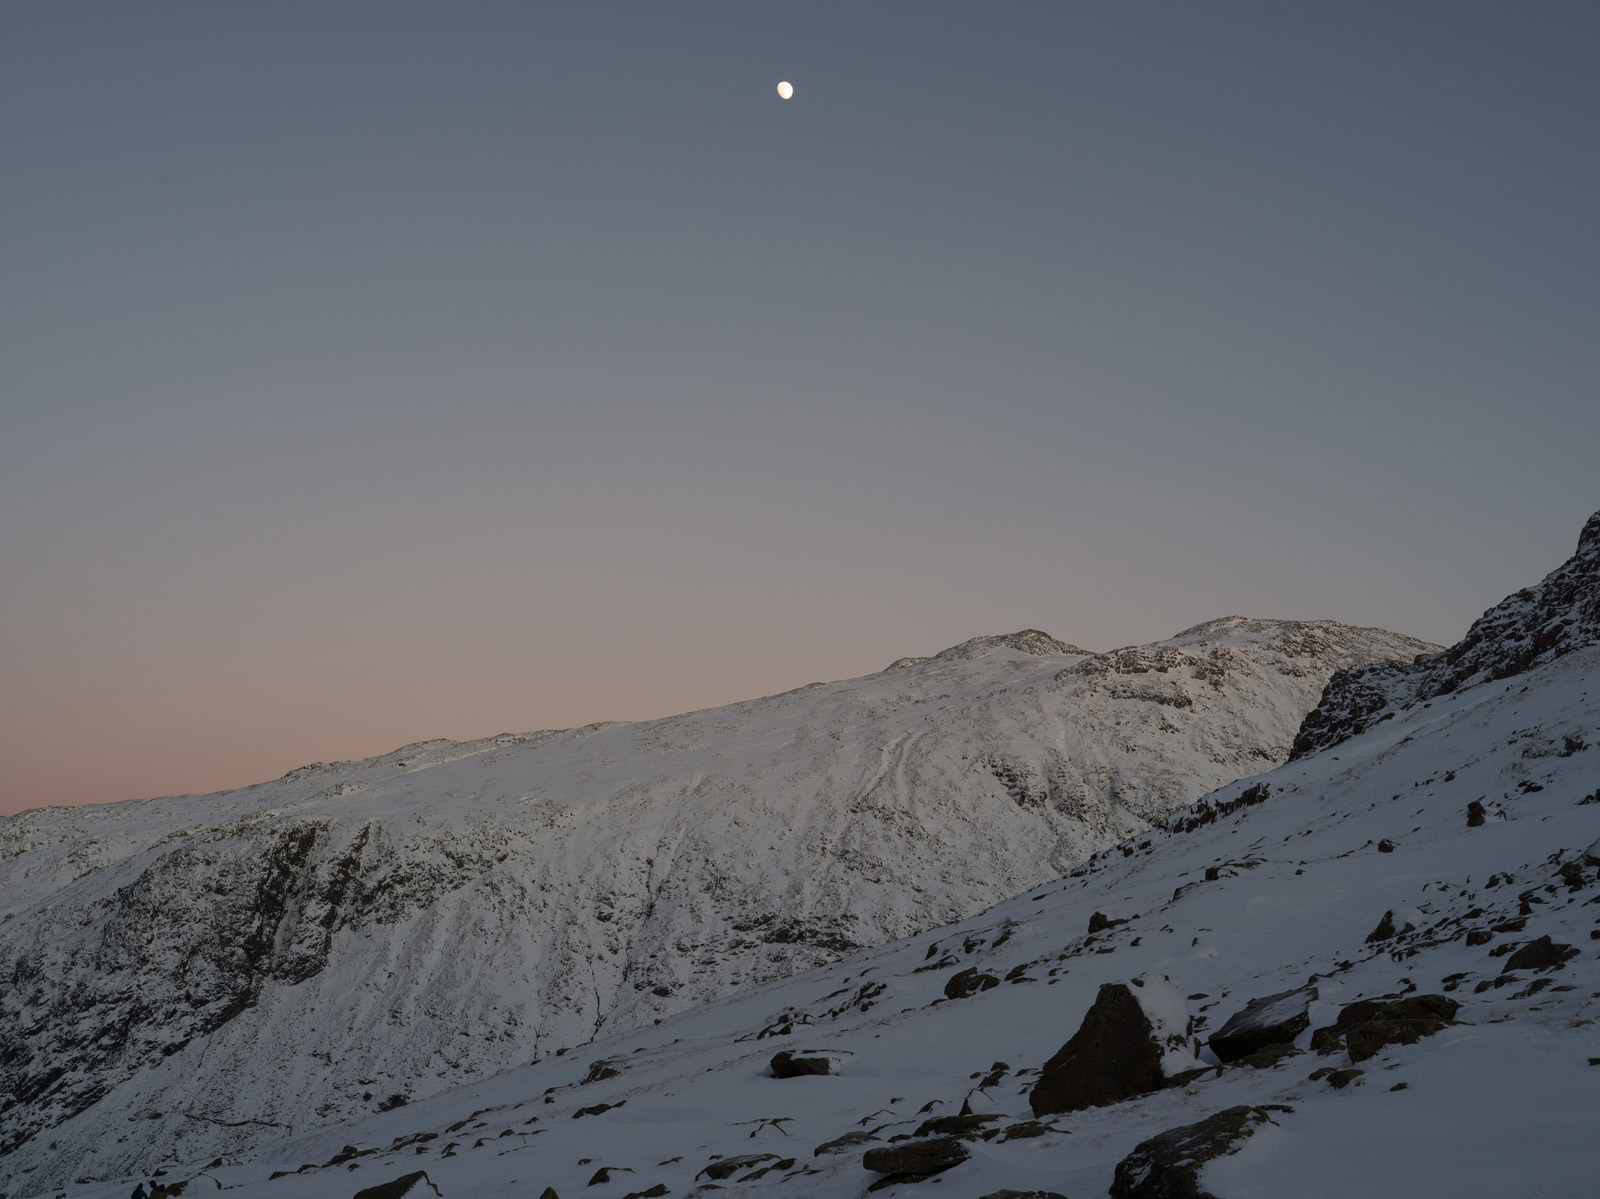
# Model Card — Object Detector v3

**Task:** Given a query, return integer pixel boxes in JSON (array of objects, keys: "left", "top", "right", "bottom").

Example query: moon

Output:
[{"left": 776, "top": 81, "right": 794, "bottom": 100}]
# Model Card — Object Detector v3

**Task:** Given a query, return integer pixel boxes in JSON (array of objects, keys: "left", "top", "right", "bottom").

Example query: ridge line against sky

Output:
[{"left": 2, "top": 2, "right": 1596, "bottom": 814}]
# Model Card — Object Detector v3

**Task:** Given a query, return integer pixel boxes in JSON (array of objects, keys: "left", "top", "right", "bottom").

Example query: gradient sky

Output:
[{"left": 3, "top": 2, "right": 1597, "bottom": 816}]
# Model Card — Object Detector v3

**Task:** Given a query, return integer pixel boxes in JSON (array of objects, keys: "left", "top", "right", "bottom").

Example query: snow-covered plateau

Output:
[{"left": 8, "top": 510, "right": 1600, "bottom": 1198}]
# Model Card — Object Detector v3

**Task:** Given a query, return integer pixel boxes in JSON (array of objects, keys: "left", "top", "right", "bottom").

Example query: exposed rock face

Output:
[
  {"left": 1294, "top": 510, "right": 1600, "bottom": 758},
  {"left": 1207, "top": 986, "right": 1317, "bottom": 1062},
  {"left": 1110, "top": 1105, "right": 1276, "bottom": 1199},
  {"left": 1310, "top": 995, "right": 1460, "bottom": 1063},
  {"left": 1029, "top": 974, "right": 1199, "bottom": 1116},
  {"left": 0, "top": 617, "right": 1432, "bottom": 1184}
]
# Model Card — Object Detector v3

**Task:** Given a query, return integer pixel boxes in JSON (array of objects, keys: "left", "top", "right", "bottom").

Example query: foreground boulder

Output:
[
  {"left": 1207, "top": 986, "right": 1316, "bottom": 1062},
  {"left": 1030, "top": 974, "right": 1200, "bottom": 1116},
  {"left": 1110, "top": 1106, "right": 1277, "bottom": 1198},
  {"left": 1311, "top": 994, "right": 1460, "bottom": 1062},
  {"left": 353, "top": 1172, "right": 441, "bottom": 1199},
  {"left": 862, "top": 1136, "right": 969, "bottom": 1179}
]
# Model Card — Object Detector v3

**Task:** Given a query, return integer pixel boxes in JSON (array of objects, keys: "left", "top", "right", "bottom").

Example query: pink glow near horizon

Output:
[{"left": 5, "top": 6, "right": 1596, "bottom": 816}]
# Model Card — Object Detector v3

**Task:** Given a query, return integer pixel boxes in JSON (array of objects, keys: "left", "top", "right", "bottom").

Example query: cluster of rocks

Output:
[
  {"left": 1028, "top": 974, "right": 1201, "bottom": 1117},
  {"left": 851, "top": 969, "right": 1479, "bottom": 1196},
  {"left": 1310, "top": 995, "right": 1460, "bottom": 1063}
]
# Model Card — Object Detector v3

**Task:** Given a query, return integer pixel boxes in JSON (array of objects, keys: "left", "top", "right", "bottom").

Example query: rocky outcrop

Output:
[
  {"left": 1294, "top": 510, "right": 1600, "bottom": 758},
  {"left": 1311, "top": 994, "right": 1460, "bottom": 1063},
  {"left": 1207, "top": 986, "right": 1316, "bottom": 1062},
  {"left": 862, "top": 1136, "right": 969, "bottom": 1179},
  {"left": 1110, "top": 1106, "right": 1278, "bottom": 1198},
  {"left": 1029, "top": 974, "right": 1200, "bottom": 1116}
]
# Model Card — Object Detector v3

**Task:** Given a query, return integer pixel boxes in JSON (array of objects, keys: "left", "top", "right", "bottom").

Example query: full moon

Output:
[{"left": 776, "top": 81, "right": 794, "bottom": 99}]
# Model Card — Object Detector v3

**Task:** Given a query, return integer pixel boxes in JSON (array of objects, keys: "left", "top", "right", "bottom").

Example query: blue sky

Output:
[{"left": 2, "top": 2, "right": 1596, "bottom": 811}]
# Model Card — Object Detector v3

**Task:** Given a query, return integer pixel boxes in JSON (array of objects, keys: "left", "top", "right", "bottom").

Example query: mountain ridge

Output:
[
  {"left": 0, "top": 616, "right": 1433, "bottom": 1182},
  {"left": 1292, "top": 509, "right": 1600, "bottom": 758}
]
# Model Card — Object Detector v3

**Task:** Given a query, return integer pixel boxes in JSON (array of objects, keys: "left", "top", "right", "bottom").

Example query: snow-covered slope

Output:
[
  {"left": 0, "top": 619, "right": 1431, "bottom": 1187},
  {"left": 21, "top": 522, "right": 1597, "bottom": 1199}
]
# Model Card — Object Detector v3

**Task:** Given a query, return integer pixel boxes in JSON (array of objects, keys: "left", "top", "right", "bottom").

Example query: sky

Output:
[{"left": 2, "top": 2, "right": 1597, "bottom": 816}]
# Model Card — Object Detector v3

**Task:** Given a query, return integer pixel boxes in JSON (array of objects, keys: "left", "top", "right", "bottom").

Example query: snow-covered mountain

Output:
[
  {"left": 0, "top": 618, "right": 1433, "bottom": 1188},
  {"left": 15, "top": 512, "right": 1597, "bottom": 1199}
]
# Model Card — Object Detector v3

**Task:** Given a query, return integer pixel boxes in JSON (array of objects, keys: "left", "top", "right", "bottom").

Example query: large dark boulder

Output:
[
  {"left": 770, "top": 1049, "right": 837, "bottom": 1078},
  {"left": 1087, "top": 911, "right": 1128, "bottom": 935},
  {"left": 1207, "top": 986, "right": 1316, "bottom": 1062},
  {"left": 1110, "top": 1106, "right": 1276, "bottom": 1198},
  {"left": 944, "top": 967, "right": 1001, "bottom": 999},
  {"left": 1030, "top": 975, "right": 1198, "bottom": 1117},
  {"left": 1504, "top": 936, "right": 1579, "bottom": 972},
  {"left": 862, "top": 1137, "right": 970, "bottom": 1177},
  {"left": 1311, "top": 994, "right": 1460, "bottom": 1063}
]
